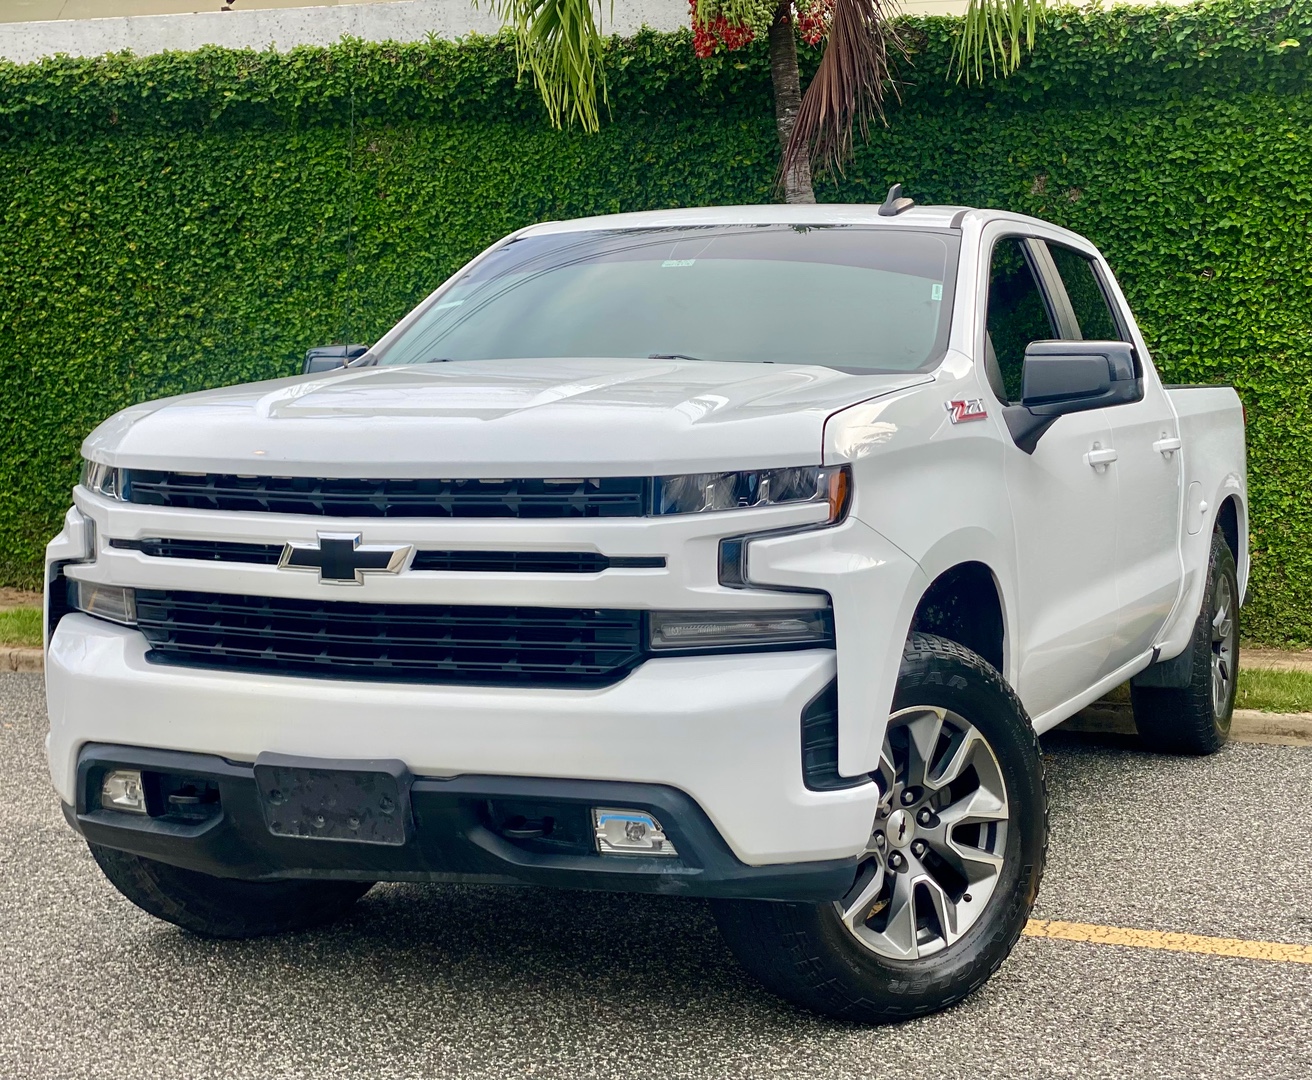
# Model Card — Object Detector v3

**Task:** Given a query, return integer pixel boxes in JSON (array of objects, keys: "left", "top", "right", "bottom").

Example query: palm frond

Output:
[
  {"left": 953, "top": 0, "right": 1045, "bottom": 85},
  {"left": 483, "top": 0, "right": 611, "bottom": 132},
  {"left": 782, "top": 0, "right": 905, "bottom": 182}
]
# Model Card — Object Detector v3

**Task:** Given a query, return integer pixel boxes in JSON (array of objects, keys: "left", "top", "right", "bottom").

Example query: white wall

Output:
[
  {"left": 0, "top": 0, "right": 690, "bottom": 63},
  {"left": 0, "top": 0, "right": 1195, "bottom": 65}
]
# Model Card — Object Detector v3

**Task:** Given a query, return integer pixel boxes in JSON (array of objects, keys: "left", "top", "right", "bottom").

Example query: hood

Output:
[{"left": 85, "top": 358, "right": 933, "bottom": 476}]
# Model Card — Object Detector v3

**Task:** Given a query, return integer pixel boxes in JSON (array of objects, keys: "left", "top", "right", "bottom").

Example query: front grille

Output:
[
  {"left": 124, "top": 471, "right": 651, "bottom": 518},
  {"left": 135, "top": 590, "right": 645, "bottom": 687},
  {"left": 801, "top": 681, "right": 868, "bottom": 791},
  {"left": 112, "top": 538, "right": 664, "bottom": 574}
]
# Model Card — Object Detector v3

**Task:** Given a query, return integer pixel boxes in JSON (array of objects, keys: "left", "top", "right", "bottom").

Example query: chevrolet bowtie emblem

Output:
[{"left": 277, "top": 533, "right": 413, "bottom": 585}]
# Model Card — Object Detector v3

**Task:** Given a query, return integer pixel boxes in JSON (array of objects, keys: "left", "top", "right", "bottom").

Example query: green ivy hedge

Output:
[{"left": 1, "top": 0, "right": 1310, "bottom": 643}]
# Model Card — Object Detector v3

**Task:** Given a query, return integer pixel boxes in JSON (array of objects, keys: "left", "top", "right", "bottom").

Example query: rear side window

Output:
[
  {"left": 1046, "top": 244, "right": 1124, "bottom": 342},
  {"left": 984, "top": 238, "right": 1055, "bottom": 404}
]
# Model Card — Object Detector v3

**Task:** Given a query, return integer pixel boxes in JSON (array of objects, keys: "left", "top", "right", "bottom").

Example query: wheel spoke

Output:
[
  {"left": 901, "top": 708, "right": 946, "bottom": 789},
  {"left": 879, "top": 866, "right": 919, "bottom": 960},
  {"left": 926, "top": 726, "right": 984, "bottom": 791},
  {"left": 1212, "top": 609, "right": 1232, "bottom": 642},
  {"left": 939, "top": 783, "right": 1008, "bottom": 826},
  {"left": 839, "top": 863, "right": 887, "bottom": 932},
  {"left": 914, "top": 867, "right": 962, "bottom": 948}
]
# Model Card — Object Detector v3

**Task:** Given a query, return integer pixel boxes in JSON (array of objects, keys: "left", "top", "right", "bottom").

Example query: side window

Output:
[
  {"left": 984, "top": 238, "right": 1055, "bottom": 405},
  {"left": 1046, "top": 244, "right": 1125, "bottom": 342}
]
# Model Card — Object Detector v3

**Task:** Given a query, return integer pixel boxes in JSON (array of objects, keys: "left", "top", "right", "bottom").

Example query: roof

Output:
[{"left": 522, "top": 204, "right": 973, "bottom": 235}]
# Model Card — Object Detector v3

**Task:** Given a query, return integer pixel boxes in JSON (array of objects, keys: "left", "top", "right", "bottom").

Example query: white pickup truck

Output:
[{"left": 45, "top": 197, "right": 1247, "bottom": 1022}]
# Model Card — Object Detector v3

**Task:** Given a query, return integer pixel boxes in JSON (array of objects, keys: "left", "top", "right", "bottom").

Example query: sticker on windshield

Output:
[
  {"left": 662, "top": 259, "right": 696, "bottom": 268},
  {"left": 931, "top": 283, "right": 943, "bottom": 301}
]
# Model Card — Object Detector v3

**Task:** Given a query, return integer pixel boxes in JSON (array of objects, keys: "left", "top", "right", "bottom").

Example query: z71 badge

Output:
[{"left": 946, "top": 398, "right": 989, "bottom": 424}]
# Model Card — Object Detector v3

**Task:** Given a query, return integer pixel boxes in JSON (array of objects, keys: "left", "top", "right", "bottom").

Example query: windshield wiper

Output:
[{"left": 650, "top": 354, "right": 779, "bottom": 364}]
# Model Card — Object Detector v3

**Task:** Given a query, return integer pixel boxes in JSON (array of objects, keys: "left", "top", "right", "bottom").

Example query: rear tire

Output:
[
  {"left": 712, "top": 632, "right": 1047, "bottom": 1023},
  {"left": 89, "top": 843, "right": 373, "bottom": 939},
  {"left": 1131, "top": 528, "right": 1238, "bottom": 756}
]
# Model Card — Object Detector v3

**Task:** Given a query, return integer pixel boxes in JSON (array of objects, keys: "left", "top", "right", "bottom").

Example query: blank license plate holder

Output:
[{"left": 252, "top": 753, "right": 413, "bottom": 846}]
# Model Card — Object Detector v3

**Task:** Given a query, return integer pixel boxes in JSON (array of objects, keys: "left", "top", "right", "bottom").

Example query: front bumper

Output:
[
  {"left": 47, "top": 614, "right": 880, "bottom": 868},
  {"left": 64, "top": 744, "right": 860, "bottom": 901}
]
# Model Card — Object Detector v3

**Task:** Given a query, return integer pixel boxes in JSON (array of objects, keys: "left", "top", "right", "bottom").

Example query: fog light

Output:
[
  {"left": 101, "top": 770, "right": 147, "bottom": 815},
  {"left": 593, "top": 808, "right": 678, "bottom": 857}
]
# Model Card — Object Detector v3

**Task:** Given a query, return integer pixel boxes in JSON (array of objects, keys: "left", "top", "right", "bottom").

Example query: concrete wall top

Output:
[
  {"left": 0, "top": 0, "right": 981, "bottom": 64},
  {"left": 0, "top": 0, "right": 1193, "bottom": 65},
  {"left": 0, "top": 0, "right": 667, "bottom": 62}
]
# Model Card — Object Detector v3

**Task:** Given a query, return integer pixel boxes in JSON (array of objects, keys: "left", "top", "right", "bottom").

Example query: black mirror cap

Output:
[
  {"left": 1020, "top": 339, "right": 1139, "bottom": 410},
  {"left": 303, "top": 344, "right": 369, "bottom": 375},
  {"left": 1004, "top": 340, "right": 1142, "bottom": 454}
]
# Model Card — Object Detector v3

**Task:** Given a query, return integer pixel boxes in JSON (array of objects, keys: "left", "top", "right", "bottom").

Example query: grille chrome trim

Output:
[
  {"left": 111, "top": 539, "right": 666, "bottom": 574},
  {"left": 123, "top": 470, "right": 651, "bottom": 518}
]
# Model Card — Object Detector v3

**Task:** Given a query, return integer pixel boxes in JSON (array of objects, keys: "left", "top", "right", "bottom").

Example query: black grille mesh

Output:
[
  {"left": 124, "top": 471, "right": 650, "bottom": 518},
  {"left": 135, "top": 590, "right": 645, "bottom": 687}
]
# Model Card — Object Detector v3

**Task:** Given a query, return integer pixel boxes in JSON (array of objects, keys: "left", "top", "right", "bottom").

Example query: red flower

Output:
[
  {"left": 689, "top": 0, "right": 755, "bottom": 58},
  {"left": 796, "top": 0, "right": 833, "bottom": 47}
]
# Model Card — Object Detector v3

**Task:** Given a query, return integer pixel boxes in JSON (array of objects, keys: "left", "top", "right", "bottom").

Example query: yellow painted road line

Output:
[{"left": 1023, "top": 919, "right": 1312, "bottom": 964}]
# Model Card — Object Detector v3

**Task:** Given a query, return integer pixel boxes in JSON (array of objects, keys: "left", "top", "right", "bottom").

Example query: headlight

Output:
[
  {"left": 655, "top": 465, "right": 850, "bottom": 521},
  {"left": 69, "top": 581, "right": 137, "bottom": 626},
  {"left": 648, "top": 608, "right": 833, "bottom": 651},
  {"left": 80, "top": 460, "right": 123, "bottom": 499}
]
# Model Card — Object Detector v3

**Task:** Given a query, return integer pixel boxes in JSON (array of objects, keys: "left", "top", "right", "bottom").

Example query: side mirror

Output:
[
  {"left": 1003, "top": 340, "right": 1141, "bottom": 453},
  {"left": 303, "top": 344, "right": 369, "bottom": 375}
]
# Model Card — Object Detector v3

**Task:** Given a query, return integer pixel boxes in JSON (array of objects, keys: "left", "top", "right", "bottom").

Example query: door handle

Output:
[
  {"left": 1085, "top": 444, "right": 1118, "bottom": 471},
  {"left": 1153, "top": 436, "right": 1182, "bottom": 457}
]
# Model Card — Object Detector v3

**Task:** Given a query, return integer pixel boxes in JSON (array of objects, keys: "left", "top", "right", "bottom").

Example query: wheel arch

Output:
[
  {"left": 1214, "top": 492, "right": 1247, "bottom": 602},
  {"left": 907, "top": 560, "right": 1008, "bottom": 679}
]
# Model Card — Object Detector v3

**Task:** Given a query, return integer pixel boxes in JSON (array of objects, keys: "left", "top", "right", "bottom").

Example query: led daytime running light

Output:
[{"left": 648, "top": 608, "right": 833, "bottom": 651}]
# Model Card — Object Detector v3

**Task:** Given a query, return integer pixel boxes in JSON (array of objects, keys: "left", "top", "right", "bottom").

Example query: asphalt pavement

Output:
[{"left": 2, "top": 671, "right": 1310, "bottom": 1079}]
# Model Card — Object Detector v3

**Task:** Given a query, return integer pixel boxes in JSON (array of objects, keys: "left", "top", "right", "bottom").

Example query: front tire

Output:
[
  {"left": 89, "top": 843, "right": 373, "bottom": 939},
  {"left": 1131, "top": 528, "right": 1238, "bottom": 756},
  {"left": 712, "top": 632, "right": 1047, "bottom": 1023}
]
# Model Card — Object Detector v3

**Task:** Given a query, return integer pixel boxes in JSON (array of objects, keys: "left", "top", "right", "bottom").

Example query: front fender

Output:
[{"left": 747, "top": 518, "right": 927, "bottom": 777}]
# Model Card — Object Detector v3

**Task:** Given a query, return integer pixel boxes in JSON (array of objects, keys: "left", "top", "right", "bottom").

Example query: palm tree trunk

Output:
[{"left": 768, "top": 5, "right": 815, "bottom": 204}]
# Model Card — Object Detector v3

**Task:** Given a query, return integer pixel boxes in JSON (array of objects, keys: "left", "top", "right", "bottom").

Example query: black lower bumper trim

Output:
[{"left": 68, "top": 744, "right": 859, "bottom": 903}]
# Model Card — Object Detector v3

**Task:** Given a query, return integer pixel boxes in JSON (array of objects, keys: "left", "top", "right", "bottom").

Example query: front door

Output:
[{"left": 982, "top": 234, "right": 1121, "bottom": 721}]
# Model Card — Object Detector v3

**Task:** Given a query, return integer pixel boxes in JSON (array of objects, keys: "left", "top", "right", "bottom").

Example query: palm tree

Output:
[{"left": 484, "top": 0, "right": 1044, "bottom": 203}]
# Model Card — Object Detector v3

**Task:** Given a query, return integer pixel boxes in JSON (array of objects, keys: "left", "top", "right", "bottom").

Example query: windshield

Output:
[{"left": 371, "top": 224, "right": 960, "bottom": 373}]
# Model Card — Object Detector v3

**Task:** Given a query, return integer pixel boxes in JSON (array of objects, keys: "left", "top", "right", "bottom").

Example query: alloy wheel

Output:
[
  {"left": 1211, "top": 571, "right": 1237, "bottom": 718},
  {"left": 834, "top": 706, "right": 1011, "bottom": 961}
]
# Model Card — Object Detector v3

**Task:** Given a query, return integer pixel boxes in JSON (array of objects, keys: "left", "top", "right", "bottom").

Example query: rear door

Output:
[
  {"left": 980, "top": 232, "right": 1119, "bottom": 720},
  {"left": 1040, "top": 243, "right": 1184, "bottom": 669}
]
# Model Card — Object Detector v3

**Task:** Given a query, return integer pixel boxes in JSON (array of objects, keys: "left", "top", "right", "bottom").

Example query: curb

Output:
[
  {"left": 1064, "top": 705, "right": 1312, "bottom": 748},
  {"left": 3, "top": 648, "right": 42, "bottom": 674},
  {"left": 1240, "top": 648, "right": 1312, "bottom": 675}
]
